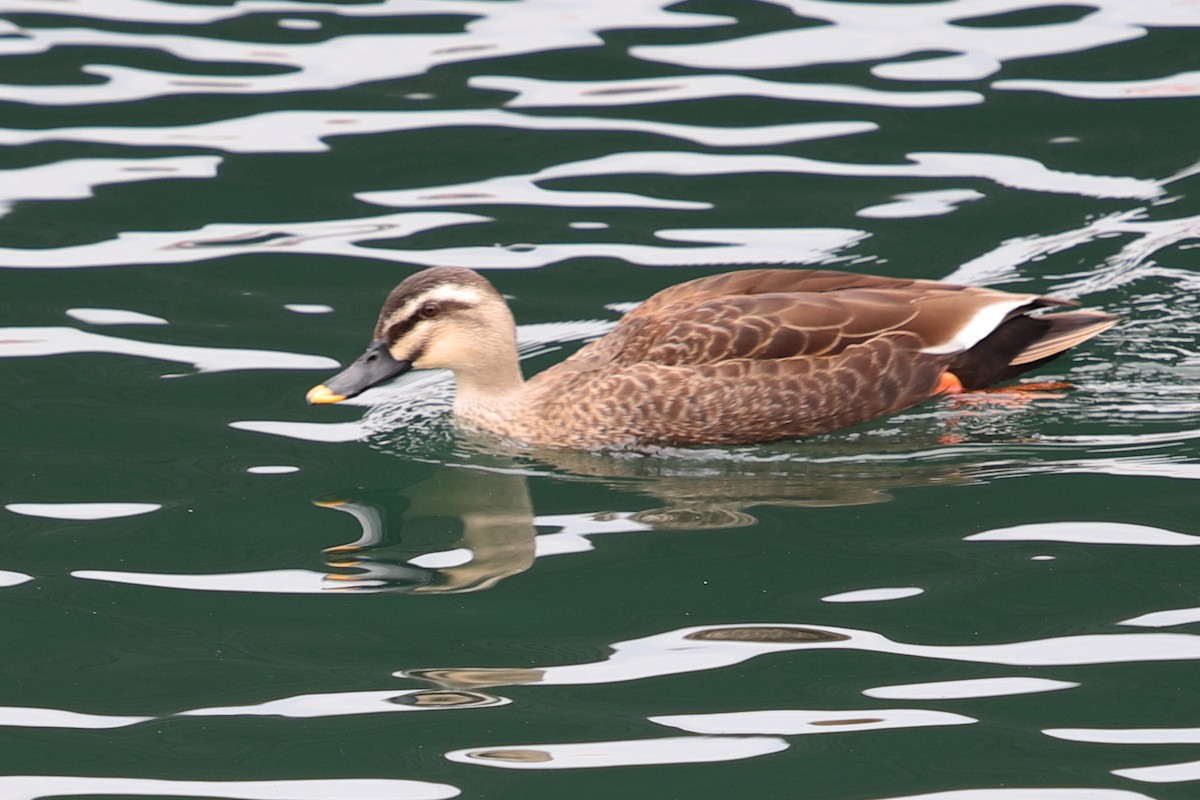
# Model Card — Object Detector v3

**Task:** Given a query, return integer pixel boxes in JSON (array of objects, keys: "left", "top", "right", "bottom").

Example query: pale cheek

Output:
[
  {"left": 416, "top": 337, "right": 472, "bottom": 369},
  {"left": 410, "top": 342, "right": 445, "bottom": 369}
]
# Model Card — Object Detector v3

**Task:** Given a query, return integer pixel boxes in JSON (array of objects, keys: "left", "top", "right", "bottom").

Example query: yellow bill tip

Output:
[
  {"left": 306, "top": 384, "right": 345, "bottom": 405},
  {"left": 314, "top": 500, "right": 349, "bottom": 509}
]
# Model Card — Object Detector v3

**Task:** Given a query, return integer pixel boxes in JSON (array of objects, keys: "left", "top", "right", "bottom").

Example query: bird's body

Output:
[{"left": 307, "top": 267, "right": 1117, "bottom": 449}]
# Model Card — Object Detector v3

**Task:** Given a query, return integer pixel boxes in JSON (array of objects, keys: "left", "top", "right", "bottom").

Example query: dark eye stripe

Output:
[
  {"left": 384, "top": 299, "right": 474, "bottom": 344},
  {"left": 385, "top": 315, "right": 420, "bottom": 343}
]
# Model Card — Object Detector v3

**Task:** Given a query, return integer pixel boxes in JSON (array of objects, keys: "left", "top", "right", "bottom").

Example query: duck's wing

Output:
[
  {"left": 621, "top": 269, "right": 957, "bottom": 324},
  {"left": 564, "top": 283, "right": 1064, "bottom": 370}
]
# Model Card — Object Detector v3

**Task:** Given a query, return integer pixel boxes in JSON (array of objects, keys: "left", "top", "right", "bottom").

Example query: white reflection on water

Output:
[
  {"left": 530, "top": 512, "right": 652, "bottom": 556},
  {"left": 0, "top": 0, "right": 473, "bottom": 24},
  {"left": 821, "top": 587, "right": 924, "bottom": 603},
  {"left": 0, "top": 156, "right": 218, "bottom": 219},
  {"left": 865, "top": 677, "right": 1078, "bottom": 700},
  {"left": 996, "top": 70, "right": 1200, "bottom": 99},
  {"left": 359, "top": 151, "right": 1161, "bottom": 211},
  {"left": 71, "top": 568, "right": 370, "bottom": 593},
  {"left": 943, "top": 209, "right": 1200, "bottom": 289},
  {"left": 965, "top": 521, "right": 1200, "bottom": 546},
  {"left": 0, "top": 215, "right": 866, "bottom": 270},
  {"left": 650, "top": 707, "right": 975, "bottom": 735},
  {"left": 1047, "top": 726, "right": 1200, "bottom": 745},
  {"left": 0, "top": 707, "right": 148, "bottom": 729},
  {"left": 471, "top": 74, "right": 982, "bottom": 109},
  {"left": 0, "top": 109, "right": 875, "bottom": 152},
  {"left": 0, "top": 0, "right": 731, "bottom": 105},
  {"left": 0, "top": 327, "right": 337, "bottom": 373},
  {"left": 401, "top": 623, "right": 1200, "bottom": 690},
  {"left": 1017, "top": 455, "right": 1200, "bottom": 481},
  {"left": 0, "top": 211, "right": 489, "bottom": 269},
  {"left": 65, "top": 308, "right": 168, "bottom": 326},
  {"left": 3, "top": 0, "right": 1189, "bottom": 104},
  {"left": 1118, "top": 606, "right": 1200, "bottom": 628},
  {"left": 5, "top": 502, "right": 161, "bottom": 520},
  {"left": 232, "top": 419, "right": 366, "bottom": 444},
  {"left": 283, "top": 304, "right": 333, "bottom": 315},
  {"left": 335, "top": 224, "right": 867, "bottom": 268},
  {"left": 181, "top": 689, "right": 509, "bottom": 718},
  {"left": 0, "top": 570, "right": 33, "bottom": 587},
  {"left": 1044, "top": 724, "right": 1200, "bottom": 786},
  {"left": 630, "top": 0, "right": 1188, "bottom": 81},
  {"left": 872, "top": 790, "right": 1153, "bottom": 800},
  {"left": 445, "top": 735, "right": 787, "bottom": 769},
  {"left": 0, "top": 776, "right": 459, "bottom": 800},
  {"left": 0, "top": 689, "right": 508, "bottom": 730},
  {"left": 1115, "top": 760, "right": 1200, "bottom": 783},
  {"left": 858, "top": 189, "right": 985, "bottom": 219}
]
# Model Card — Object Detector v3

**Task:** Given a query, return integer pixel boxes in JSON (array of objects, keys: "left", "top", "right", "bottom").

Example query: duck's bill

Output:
[{"left": 306, "top": 339, "right": 412, "bottom": 405}]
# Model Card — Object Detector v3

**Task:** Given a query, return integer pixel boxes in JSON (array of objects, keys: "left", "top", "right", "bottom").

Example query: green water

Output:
[{"left": 1, "top": 1, "right": 1199, "bottom": 799}]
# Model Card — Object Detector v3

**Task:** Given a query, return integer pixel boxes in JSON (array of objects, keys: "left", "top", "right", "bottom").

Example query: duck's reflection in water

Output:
[
  {"left": 316, "top": 466, "right": 536, "bottom": 594},
  {"left": 316, "top": 439, "right": 977, "bottom": 593}
]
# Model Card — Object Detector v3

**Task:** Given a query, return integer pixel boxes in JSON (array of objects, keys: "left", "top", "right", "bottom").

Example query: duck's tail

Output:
[{"left": 948, "top": 309, "right": 1119, "bottom": 390}]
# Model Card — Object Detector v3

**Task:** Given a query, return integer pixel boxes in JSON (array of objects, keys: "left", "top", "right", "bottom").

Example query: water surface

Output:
[{"left": 1, "top": 1, "right": 1198, "bottom": 798}]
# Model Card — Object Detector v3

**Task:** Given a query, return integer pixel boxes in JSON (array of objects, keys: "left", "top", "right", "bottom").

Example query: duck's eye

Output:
[{"left": 419, "top": 301, "right": 440, "bottom": 319}]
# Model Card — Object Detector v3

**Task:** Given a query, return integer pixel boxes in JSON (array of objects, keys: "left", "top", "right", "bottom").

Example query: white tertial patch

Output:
[{"left": 919, "top": 297, "right": 1030, "bottom": 355}]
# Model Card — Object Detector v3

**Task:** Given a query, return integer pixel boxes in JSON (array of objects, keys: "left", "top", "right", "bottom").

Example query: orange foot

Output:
[{"left": 934, "top": 371, "right": 965, "bottom": 395}]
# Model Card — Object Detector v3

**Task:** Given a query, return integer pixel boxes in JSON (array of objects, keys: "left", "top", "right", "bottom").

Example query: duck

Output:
[{"left": 306, "top": 266, "right": 1117, "bottom": 449}]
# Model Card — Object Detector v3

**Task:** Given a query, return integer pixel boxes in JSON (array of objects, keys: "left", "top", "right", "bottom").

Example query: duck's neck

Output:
[{"left": 450, "top": 336, "right": 528, "bottom": 432}]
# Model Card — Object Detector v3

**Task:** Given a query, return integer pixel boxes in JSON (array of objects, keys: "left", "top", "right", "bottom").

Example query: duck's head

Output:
[{"left": 306, "top": 267, "right": 515, "bottom": 405}]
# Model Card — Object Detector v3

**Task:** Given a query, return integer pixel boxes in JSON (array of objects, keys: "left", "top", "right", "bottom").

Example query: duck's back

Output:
[
  {"left": 513, "top": 269, "right": 1103, "bottom": 448},
  {"left": 512, "top": 272, "right": 932, "bottom": 446}
]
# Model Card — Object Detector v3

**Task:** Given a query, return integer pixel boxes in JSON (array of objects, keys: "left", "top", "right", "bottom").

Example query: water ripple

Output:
[
  {"left": 629, "top": 0, "right": 1181, "bottom": 81},
  {"left": 0, "top": 156, "right": 218, "bottom": 220},
  {"left": 0, "top": 326, "right": 336, "bottom": 372},
  {"left": 446, "top": 735, "right": 787, "bottom": 769},
  {"left": 0, "top": 776, "right": 459, "bottom": 800},
  {"left": 401, "top": 622, "right": 1200, "bottom": 691},
  {"left": 471, "top": 73, "right": 983, "bottom": 109},
  {"left": 651, "top": 707, "right": 975, "bottom": 735},
  {"left": 0, "top": 109, "right": 874, "bottom": 153},
  {"left": 360, "top": 151, "right": 1163, "bottom": 210},
  {"left": 0, "top": 0, "right": 730, "bottom": 104},
  {"left": 996, "top": 70, "right": 1200, "bottom": 99}
]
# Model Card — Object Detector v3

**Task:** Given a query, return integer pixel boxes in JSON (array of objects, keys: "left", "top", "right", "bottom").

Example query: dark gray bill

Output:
[{"left": 307, "top": 339, "right": 412, "bottom": 404}]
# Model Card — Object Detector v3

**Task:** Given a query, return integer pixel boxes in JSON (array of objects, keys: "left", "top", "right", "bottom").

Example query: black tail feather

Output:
[{"left": 948, "top": 310, "right": 1118, "bottom": 390}]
